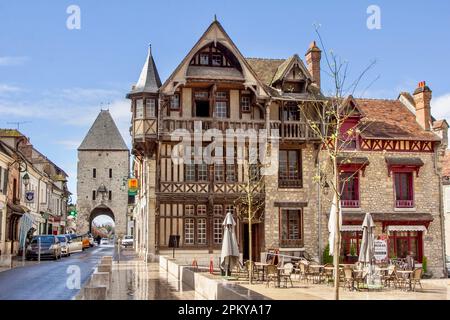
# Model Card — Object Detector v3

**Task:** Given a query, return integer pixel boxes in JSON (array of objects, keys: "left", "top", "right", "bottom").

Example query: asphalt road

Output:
[{"left": 0, "top": 244, "right": 114, "bottom": 300}]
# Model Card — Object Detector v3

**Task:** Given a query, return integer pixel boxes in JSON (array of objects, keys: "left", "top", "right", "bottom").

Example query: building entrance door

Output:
[{"left": 242, "top": 223, "right": 262, "bottom": 262}]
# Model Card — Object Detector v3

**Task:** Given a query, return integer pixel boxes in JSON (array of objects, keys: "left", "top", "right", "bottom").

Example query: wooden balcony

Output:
[{"left": 270, "top": 121, "right": 320, "bottom": 140}]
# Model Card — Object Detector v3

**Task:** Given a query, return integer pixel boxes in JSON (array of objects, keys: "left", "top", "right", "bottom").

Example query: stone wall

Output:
[{"left": 77, "top": 150, "right": 129, "bottom": 235}]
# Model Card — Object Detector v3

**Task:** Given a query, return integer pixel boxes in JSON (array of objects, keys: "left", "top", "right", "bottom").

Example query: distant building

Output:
[{"left": 76, "top": 110, "right": 130, "bottom": 237}]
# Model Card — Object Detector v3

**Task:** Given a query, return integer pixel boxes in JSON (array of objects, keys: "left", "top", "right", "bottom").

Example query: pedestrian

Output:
[
  {"left": 96, "top": 235, "right": 101, "bottom": 245},
  {"left": 406, "top": 251, "right": 415, "bottom": 270}
]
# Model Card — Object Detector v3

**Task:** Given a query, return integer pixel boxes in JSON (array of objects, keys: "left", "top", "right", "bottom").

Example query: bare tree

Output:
[
  {"left": 293, "top": 26, "right": 376, "bottom": 300},
  {"left": 234, "top": 158, "right": 265, "bottom": 284}
]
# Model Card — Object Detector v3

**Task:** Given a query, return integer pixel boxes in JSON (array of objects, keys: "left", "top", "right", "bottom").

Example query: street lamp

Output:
[{"left": 22, "top": 173, "right": 30, "bottom": 189}]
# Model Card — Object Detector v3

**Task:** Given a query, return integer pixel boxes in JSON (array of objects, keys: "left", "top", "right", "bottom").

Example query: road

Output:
[{"left": 0, "top": 244, "right": 114, "bottom": 300}]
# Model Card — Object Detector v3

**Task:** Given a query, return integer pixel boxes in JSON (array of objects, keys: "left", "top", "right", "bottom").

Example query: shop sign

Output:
[
  {"left": 374, "top": 239, "right": 388, "bottom": 261},
  {"left": 25, "top": 191, "right": 35, "bottom": 203}
]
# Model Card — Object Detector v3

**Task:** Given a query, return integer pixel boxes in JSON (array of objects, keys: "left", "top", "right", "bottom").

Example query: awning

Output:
[
  {"left": 385, "top": 157, "right": 424, "bottom": 177},
  {"left": 341, "top": 225, "right": 363, "bottom": 232},
  {"left": 387, "top": 225, "right": 427, "bottom": 233}
]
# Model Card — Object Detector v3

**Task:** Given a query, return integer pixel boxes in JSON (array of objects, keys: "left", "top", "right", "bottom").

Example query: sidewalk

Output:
[
  {"left": 237, "top": 276, "right": 450, "bottom": 300},
  {"left": 0, "top": 255, "right": 43, "bottom": 273}
]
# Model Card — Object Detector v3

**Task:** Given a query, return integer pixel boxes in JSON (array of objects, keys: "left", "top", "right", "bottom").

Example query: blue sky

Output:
[{"left": 1, "top": 0, "right": 449, "bottom": 201}]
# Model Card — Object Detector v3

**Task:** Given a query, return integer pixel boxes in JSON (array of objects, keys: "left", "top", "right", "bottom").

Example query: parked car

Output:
[
  {"left": 121, "top": 235, "right": 134, "bottom": 247},
  {"left": 100, "top": 238, "right": 109, "bottom": 245},
  {"left": 65, "top": 234, "right": 83, "bottom": 253},
  {"left": 26, "top": 235, "right": 62, "bottom": 260},
  {"left": 57, "top": 235, "right": 71, "bottom": 257},
  {"left": 82, "top": 236, "right": 90, "bottom": 250}
]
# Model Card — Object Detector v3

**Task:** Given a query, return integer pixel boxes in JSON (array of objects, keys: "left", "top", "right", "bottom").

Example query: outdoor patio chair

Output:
[
  {"left": 343, "top": 267, "right": 355, "bottom": 291},
  {"left": 323, "top": 263, "right": 334, "bottom": 285},
  {"left": 279, "top": 263, "right": 294, "bottom": 288},
  {"left": 234, "top": 262, "right": 248, "bottom": 280},
  {"left": 410, "top": 268, "right": 423, "bottom": 291},
  {"left": 299, "top": 261, "right": 314, "bottom": 283},
  {"left": 382, "top": 265, "right": 396, "bottom": 288},
  {"left": 244, "top": 260, "right": 260, "bottom": 282},
  {"left": 265, "top": 264, "right": 279, "bottom": 288}
]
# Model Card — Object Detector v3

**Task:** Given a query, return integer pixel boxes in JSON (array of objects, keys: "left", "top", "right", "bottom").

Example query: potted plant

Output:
[
  {"left": 347, "top": 243, "right": 358, "bottom": 263},
  {"left": 422, "top": 256, "right": 433, "bottom": 279}
]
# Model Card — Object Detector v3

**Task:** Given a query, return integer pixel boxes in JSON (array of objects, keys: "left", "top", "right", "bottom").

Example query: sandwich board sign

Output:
[{"left": 374, "top": 240, "right": 388, "bottom": 261}]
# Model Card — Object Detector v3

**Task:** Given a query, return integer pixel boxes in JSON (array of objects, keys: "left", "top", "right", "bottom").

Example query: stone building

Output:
[
  {"left": 128, "top": 19, "right": 447, "bottom": 276},
  {"left": 442, "top": 150, "right": 450, "bottom": 259},
  {"left": 77, "top": 110, "right": 130, "bottom": 237}
]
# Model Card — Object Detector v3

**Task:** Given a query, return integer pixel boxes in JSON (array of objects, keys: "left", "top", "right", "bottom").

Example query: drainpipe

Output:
[
  {"left": 433, "top": 143, "right": 447, "bottom": 277},
  {"left": 317, "top": 158, "right": 322, "bottom": 263}
]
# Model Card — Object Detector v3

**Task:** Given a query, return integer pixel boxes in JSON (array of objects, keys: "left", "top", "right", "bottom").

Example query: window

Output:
[
  {"left": 212, "top": 54, "right": 222, "bottom": 66},
  {"left": 389, "top": 231, "right": 422, "bottom": 262},
  {"left": 197, "top": 218, "right": 207, "bottom": 245},
  {"left": 0, "top": 167, "right": 8, "bottom": 195},
  {"left": 341, "top": 231, "right": 363, "bottom": 262},
  {"left": 394, "top": 172, "right": 414, "bottom": 208},
  {"left": 200, "top": 53, "right": 209, "bottom": 65},
  {"left": 340, "top": 119, "right": 358, "bottom": 150},
  {"left": 194, "top": 91, "right": 210, "bottom": 117},
  {"left": 213, "top": 218, "right": 223, "bottom": 244},
  {"left": 170, "top": 93, "right": 180, "bottom": 110},
  {"left": 213, "top": 205, "right": 223, "bottom": 216},
  {"left": 225, "top": 205, "right": 235, "bottom": 215},
  {"left": 280, "top": 209, "right": 303, "bottom": 247},
  {"left": 340, "top": 172, "right": 360, "bottom": 208},
  {"left": 215, "top": 91, "right": 228, "bottom": 118},
  {"left": 197, "top": 205, "right": 207, "bottom": 216},
  {"left": 108, "top": 191, "right": 112, "bottom": 201},
  {"left": 93, "top": 168, "right": 96, "bottom": 179},
  {"left": 198, "top": 164, "right": 208, "bottom": 181},
  {"left": 145, "top": 99, "right": 156, "bottom": 118},
  {"left": 214, "top": 164, "right": 224, "bottom": 182},
  {"left": 184, "top": 164, "right": 195, "bottom": 181},
  {"left": 281, "top": 102, "right": 300, "bottom": 121},
  {"left": 185, "top": 205, "right": 195, "bottom": 215},
  {"left": 109, "top": 168, "right": 112, "bottom": 178},
  {"left": 92, "top": 190, "right": 96, "bottom": 201},
  {"left": 184, "top": 218, "right": 195, "bottom": 245},
  {"left": 226, "top": 164, "right": 236, "bottom": 182},
  {"left": 241, "top": 95, "right": 251, "bottom": 112},
  {"left": 135, "top": 99, "right": 144, "bottom": 119},
  {"left": 279, "top": 150, "right": 302, "bottom": 188}
]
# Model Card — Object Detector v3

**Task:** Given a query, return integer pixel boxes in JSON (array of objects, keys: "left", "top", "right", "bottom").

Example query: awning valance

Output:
[
  {"left": 341, "top": 225, "right": 363, "bottom": 232},
  {"left": 387, "top": 225, "right": 427, "bottom": 233}
]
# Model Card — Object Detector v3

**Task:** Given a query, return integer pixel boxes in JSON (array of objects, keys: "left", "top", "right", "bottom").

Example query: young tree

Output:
[{"left": 294, "top": 27, "right": 376, "bottom": 300}]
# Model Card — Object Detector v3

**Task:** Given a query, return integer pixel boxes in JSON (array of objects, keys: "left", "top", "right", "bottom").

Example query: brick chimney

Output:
[
  {"left": 305, "top": 41, "right": 322, "bottom": 88},
  {"left": 413, "top": 81, "right": 432, "bottom": 131}
]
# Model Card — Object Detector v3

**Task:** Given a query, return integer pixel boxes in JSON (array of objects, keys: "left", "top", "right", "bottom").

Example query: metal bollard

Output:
[{"left": 38, "top": 238, "right": 41, "bottom": 263}]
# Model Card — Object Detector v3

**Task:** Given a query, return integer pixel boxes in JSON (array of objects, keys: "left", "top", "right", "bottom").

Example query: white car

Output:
[
  {"left": 66, "top": 234, "right": 83, "bottom": 253},
  {"left": 121, "top": 235, "right": 133, "bottom": 247},
  {"left": 100, "top": 238, "right": 109, "bottom": 245}
]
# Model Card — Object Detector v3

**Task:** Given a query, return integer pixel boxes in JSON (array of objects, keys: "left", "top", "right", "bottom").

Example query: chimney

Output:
[
  {"left": 413, "top": 81, "right": 432, "bottom": 131},
  {"left": 305, "top": 41, "right": 322, "bottom": 88}
]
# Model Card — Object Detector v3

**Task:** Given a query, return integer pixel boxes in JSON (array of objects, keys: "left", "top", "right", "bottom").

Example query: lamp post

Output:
[{"left": 22, "top": 172, "right": 30, "bottom": 190}]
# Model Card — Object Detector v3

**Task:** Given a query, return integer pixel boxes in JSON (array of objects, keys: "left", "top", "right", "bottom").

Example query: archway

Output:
[{"left": 89, "top": 205, "right": 115, "bottom": 238}]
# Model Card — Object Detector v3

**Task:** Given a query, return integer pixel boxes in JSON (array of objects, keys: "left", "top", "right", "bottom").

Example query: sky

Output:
[{"left": 1, "top": 0, "right": 449, "bottom": 202}]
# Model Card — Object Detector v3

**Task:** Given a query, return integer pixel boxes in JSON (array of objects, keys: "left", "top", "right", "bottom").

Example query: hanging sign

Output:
[
  {"left": 128, "top": 178, "right": 138, "bottom": 196},
  {"left": 25, "top": 191, "right": 35, "bottom": 203}
]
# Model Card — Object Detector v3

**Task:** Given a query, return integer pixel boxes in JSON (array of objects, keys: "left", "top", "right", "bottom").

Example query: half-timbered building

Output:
[{"left": 128, "top": 19, "right": 447, "bottom": 277}]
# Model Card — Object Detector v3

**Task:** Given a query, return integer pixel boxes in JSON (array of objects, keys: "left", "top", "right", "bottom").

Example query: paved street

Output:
[{"left": 0, "top": 245, "right": 114, "bottom": 300}]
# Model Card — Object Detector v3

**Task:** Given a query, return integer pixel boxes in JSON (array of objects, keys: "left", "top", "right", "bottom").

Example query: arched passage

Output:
[{"left": 89, "top": 205, "right": 115, "bottom": 235}]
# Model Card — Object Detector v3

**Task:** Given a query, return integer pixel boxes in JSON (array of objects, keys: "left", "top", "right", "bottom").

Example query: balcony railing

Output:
[
  {"left": 340, "top": 199, "right": 360, "bottom": 208},
  {"left": 161, "top": 118, "right": 320, "bottom": 140},
  {"left": 280, "top": 238, "right": 303, "bottom": 248},
  {"left": 270, "top": 121, "right": 320, "bottom": 140},
  {"left": 278, "top": 179, "right": 303, "bottom": 188},
  {"left": 396, "top": 199, "right": 414, "bottom": 208}
]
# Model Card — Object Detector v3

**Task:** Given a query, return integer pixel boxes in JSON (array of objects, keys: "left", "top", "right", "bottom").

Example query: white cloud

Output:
[
  {"left": 0, "top": 84, "right": 22, "bottom": 95},
  {"left": 55, "top": 140, "right": 82, "bottom": 150},
  {"left": 0, "top": 56, "right": 29, "bottom": 66},
  {"left": 431, "top": 93, "right": 450, "bottom": 120}
]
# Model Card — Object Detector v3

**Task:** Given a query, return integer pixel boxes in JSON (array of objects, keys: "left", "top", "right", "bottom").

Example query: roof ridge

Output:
[
  {"left": 245, "top": 57, "right": 286, "bottom": 61},
  {"left": 354, "top": 97, "right": 398, "bottom": 102}
]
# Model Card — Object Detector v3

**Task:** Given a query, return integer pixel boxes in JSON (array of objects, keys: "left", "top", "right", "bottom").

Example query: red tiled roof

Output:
[{"left": 355, "top": 98, "right": 440, "bottom": 141}]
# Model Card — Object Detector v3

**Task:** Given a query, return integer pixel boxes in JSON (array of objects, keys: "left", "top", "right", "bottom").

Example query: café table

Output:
[
  {"left": 254, "top": 262, "right": 270, "bottom": 281},
  {"left": 396, "top": 270, "right": 414, "bottom": 291}
]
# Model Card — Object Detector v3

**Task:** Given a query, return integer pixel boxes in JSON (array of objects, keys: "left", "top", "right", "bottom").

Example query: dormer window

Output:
[
  {"left": 200, "top": 53, "right": 209, "bottom": 65},
  {"left": 282, "top": 81, "right": 306, "bottom": 93},
  {"left": 212, "top": 54, "right": 222, "bottom": 66}
]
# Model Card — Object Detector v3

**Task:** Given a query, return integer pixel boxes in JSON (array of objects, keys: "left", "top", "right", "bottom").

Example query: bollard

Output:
[
  {"left": 97, "top": 264, "right": 112, "bottom": 273},
  {"left": 83, "top": 286, "right": 107, "bottom": 300},
  {"left": 90, "top": 272, "right": 111, "bottom": 289}
]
